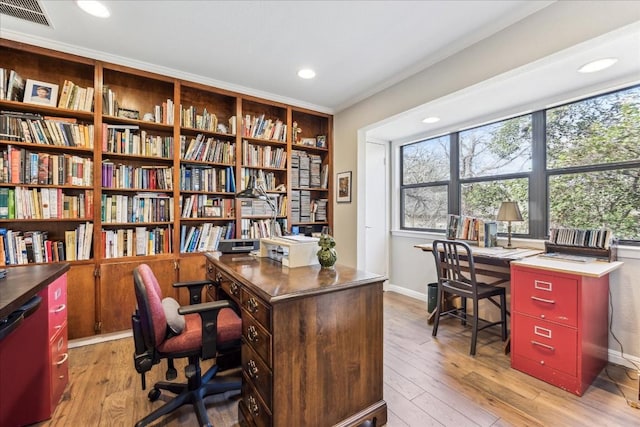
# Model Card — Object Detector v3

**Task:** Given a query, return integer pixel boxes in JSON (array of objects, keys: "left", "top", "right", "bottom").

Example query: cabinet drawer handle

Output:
[
  {"left": 530, "top": 296, "right": 555, "bottom": 304},
  {"left": 247, "top": 298, "right": 259, "bottom": 313},
  {"left": 53, "top": 304, "right": 66, "bottom": 313},
  {"left": 531, "top": 340, "right": 555, "bottom": 351},
  {"left": 207, "top": 264, "right": 214, "bottom": 273},
  {"left": 247, "top": 326, "right": 259, "bottom": 343},
  {"left": 230, "top": 283, "right": 240, "bottom": 296},
  {"left": 248, "top": 395, "right": 260, "bottom": 416},
  {"left": 215, "top": 272, "right": 222, "bottom": 281},
  {"left": 56, "top": 353, "right": 69, "bottom": 365},
  {"left": 247, "top": 359, "right": 259, "bottom": 379}
]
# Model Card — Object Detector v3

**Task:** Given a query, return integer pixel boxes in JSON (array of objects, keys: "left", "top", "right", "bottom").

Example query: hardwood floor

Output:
[{"left": 41, "top": 291, "right": 639, "bottom": 426}]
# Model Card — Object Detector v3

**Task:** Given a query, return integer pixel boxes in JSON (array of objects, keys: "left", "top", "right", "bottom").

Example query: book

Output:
[
  {"left": 6, "top": 70, "right": 25, "bottom": 102},
  {"left": 484, "top": 221, "right": 498, "bottom": 248}
]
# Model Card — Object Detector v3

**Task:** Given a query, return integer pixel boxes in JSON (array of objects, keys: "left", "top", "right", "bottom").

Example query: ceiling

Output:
[
  {"left": 0, "top": 1, "right": 638, "bottom": 143},
  {"left": 0, "top": 0, "right": 552, "bottom": 113}
]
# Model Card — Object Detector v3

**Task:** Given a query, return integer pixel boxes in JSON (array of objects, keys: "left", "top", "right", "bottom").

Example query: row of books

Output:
[
  {"left": 179, "top": 106, "right": 235, "bottom": 134},
  {"left": 240, "top": 168, "right": 279, "bottom": 191},
  {"left": 239, "top": 218, "right": 283, "bottom": 240},
  {"left": 0, "top": 69, "right": 25, "bottom": 102},
  {"left": 102, "top": 226, "right": 172, "bottom": 258},
  {"left": 548, "top": 227, "right": 612, "bottom": 249},
  {"left": 1, "top": 110, "right": 94, "bottom": 148},
  {"left": 0, "top": 187, "right": 93, "bottom": 220},
  {"left": 180, "top": 134, "right": 235, "bottom": 164},
  {"left": 241, "top": 139, "right": 287, "bottom": 169},
  {"left": 447, "top": 214, "right": 499, "bottom": 247},
  {"left": 0, "top": 223, "right": 93, "bottom": 265},
  {"left": 180, "top": 165, "right": 235, "bottom": 193},
  {"left": 102, "top": 124, "right": 173, "bottom": 158},
  {"left": 58, "top": 80, "right": 94, "bottom": 112},
  {"left": 239, "top": 194, "right": 285, "bottom": 217},
  {"left": 180, "top": 194, "right": 234, "bottom": 219},
  {"left": 242, "top": 114, "right": 287, "bottom": 141},
  {"left": 101, "top": 162, "right": 173, "bottom": 190},
  {"left": 100, "top": 193, "right": 174, "bottom": 224},
  {"left": 1, "top": 147, "right": 93, "bottom": 186},
  {"left": 180, "top": 222, "right": 234, "bottom": 253}
]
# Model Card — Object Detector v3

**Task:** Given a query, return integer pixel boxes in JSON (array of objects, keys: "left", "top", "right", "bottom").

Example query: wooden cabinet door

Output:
[
  {"left": 176, "top": 254, "right": 206, "bottom": 305},
  {"left": 67, "top": 264, "right": 97, "bottom": 340},
  {"left": 99, "top": 258, "right": 176, "bottom": 333}
]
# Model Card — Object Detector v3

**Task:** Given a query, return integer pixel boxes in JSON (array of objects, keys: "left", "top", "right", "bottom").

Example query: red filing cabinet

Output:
[
  {"left": 0, "top": 273, "right": 68, "bottom": 426},
  {"left": 510, "top": 263, "right": 610, "bottom": 396}
]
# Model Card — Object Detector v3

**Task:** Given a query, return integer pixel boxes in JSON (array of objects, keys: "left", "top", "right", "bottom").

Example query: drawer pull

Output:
[
  {"left": 53, "top": 304, "right": 66, "bottom": 313},
  {"left": 230, "top": 283, "right": 240, "bottom": 296},
  {"left": 248, "top": 395, "right": 260, "bottom": 416},
  {"left": 247, "top": 298, "right": 259, "bottom": 313},
  {"left": 247, "top": 326, "right": 259, "bottom": 343},
  {"left": 531, "top": 296, "right": 555, "bottom": 304},
  {"left": 247, "top": 359, "right": 259, "bottom": 379},
  {"left": 534, "top": 280, "right": 552, "bottom": 291},
  {"left": 56, "top": 353, "right": 69, "bottom": 365},
  {"left": 531, "top": 340, "right": 555, "bottom": 351},
  {"left": 207, "top": 264, "right": 214, "bottom": 273},
  {"left": 534, "top": 326, "right": 552, "bottom": 338}
]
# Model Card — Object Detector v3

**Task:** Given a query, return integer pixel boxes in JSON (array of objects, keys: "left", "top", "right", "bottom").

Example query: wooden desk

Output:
[{"left": 205, "top": 252, "right": 387, "bottom": 427}]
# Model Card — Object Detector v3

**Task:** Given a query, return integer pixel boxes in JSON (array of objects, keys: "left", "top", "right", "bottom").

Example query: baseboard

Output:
[
  {"left": 69, "top": 330, "right": 132, "bottom": 349},
  {"left": 385, "top": 283, "right": 426, "bottom": 302}
]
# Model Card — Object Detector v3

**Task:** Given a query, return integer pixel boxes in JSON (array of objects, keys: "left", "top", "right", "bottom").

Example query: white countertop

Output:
[{"left": 511, "top": 255, "right": 623, "bottom": 277}]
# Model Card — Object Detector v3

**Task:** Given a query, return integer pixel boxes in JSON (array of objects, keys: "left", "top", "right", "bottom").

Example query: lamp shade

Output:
[
  {"left": 236, "top": 175, "right": 263, "bottom": 199},
  {"left": 496, "top": 201, "right": 523, "bottom": 222}
]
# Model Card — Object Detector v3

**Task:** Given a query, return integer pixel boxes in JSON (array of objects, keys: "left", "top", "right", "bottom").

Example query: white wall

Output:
[{"left": 334, "top": 1, "right": 640, "bottom": 363}]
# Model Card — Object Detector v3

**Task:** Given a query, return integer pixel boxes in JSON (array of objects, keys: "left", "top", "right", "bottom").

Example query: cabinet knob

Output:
[
  {"left": 247, "top": 359, "right": 259, "bottom": 379},
  {"left": 247, "top": 298, "right": 259, "bottom": 313},
  {"left": 540, "top": 314, "right": 545, "bottom": 319},
  {"left": 247, "top": 325, "right": 259, "bottom": 343},
  {"left": 248, "top": 395, "right": 260, "bottom": 416},
  {"left": 540, "top": 360, "right": 545, "bottom": 365}
]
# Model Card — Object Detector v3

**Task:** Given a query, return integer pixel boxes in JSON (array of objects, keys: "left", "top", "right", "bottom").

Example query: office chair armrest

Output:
[
  {"left": 173, "top": 279, "right": 213, "bottom": 304},
  {"left": 179, "top": 299, "right": 234, "bottom": 360}
]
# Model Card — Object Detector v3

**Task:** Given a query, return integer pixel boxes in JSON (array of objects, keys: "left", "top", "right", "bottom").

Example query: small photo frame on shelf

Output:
[
  {"left": 204, "top": 206, "right": 222, "bottom": 218},
  {"left": 336, "top": 171, "right": 352, "bottom": 203},
  {"left": 316, "top": 135, "right": 327, "bottom": 148},
  {"left": 300, "top": 137, "right": 317, "bottom": 147},
  {"left": 23, "top": 79, "right": 58, "bottom": 107},
  {"left": 118, "top": 108, "right": 140, "bottom": 120}
]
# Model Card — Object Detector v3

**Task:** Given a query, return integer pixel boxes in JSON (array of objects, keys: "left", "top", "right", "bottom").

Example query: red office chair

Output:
[{"left": 131, "top": 263, "right": 241, "bottom": 427}]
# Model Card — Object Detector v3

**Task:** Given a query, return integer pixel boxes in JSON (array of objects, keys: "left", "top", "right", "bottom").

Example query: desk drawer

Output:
[
  {"left": 242, "top": 289, "right": 270, "bottom": 330},
  {"left": 242, "top": 312, "right": 272, "bottom": 367},
  {"left": 512, "top": 268, "right": 578, "bottom": 327},
  {"left": 242, "top": 341, "right": 272, "bottom": 410},
  {"left": 241, "top": 381, "right": 272, "bottom": 427},
  {"left": 50, "top": 324, "right": 69, "bottom": 411},
  {"left": 512, "top": 314, "right": 577, "bottom": 376},
  {"left": 48, "top": 275, "right": 67, "bottom": 340}
]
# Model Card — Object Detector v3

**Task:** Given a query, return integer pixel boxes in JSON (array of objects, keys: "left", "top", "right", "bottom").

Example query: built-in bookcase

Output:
[{"left": 0, "top": 39, "right": 333, "bottom": 337}]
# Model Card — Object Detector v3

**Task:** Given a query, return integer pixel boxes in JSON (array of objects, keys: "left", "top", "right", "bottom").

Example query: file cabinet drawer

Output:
[
  {"left": 513, "top": 314, "right": 577, "bottom": 376},
  {"left": 512, "top": 268, "right": 578, "bottom": 327},
  {"left": 50, "top": 324, "right": 69, "bottom": 411},
  {"left": 48, "top": 274, "right": 67, "bottom": 339}
]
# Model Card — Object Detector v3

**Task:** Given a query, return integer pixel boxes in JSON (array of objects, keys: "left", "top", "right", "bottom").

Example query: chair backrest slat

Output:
[{"left": 432, "top": 240, "right": 478, "bottom": 296}]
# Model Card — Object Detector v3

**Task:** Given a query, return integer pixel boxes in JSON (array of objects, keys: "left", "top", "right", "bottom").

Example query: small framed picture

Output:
[
  {"left": 204, "top": 206, "right": 222, "bottom": 218},
  {"left": 316, "top": 135, "right": 327, "bottom": 148},
  {"left": 118, "top": 108, "right": 140, "bottom": 120},
  {"left": 23, "top": 79, "right": 58, "bottom": 107},
  {"left": 300, "top": 137, "right": 317, "bottom": 147},
  {"left": 336, "top": 171, "right": 352, "bottom": 203}
]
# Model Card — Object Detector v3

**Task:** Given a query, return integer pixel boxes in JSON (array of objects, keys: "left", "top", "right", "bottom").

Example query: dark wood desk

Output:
[{"left": 205, "top": 252, "right": 387, "bottom": 427}]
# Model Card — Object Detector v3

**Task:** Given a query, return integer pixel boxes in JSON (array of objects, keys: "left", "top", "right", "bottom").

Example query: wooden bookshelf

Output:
[{"left": 0, "top": 39, "right": 333, "bottom": 337}]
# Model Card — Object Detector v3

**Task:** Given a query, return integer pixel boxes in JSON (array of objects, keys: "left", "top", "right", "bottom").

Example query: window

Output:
[{"left": 399, "top": 85, "right": 640, "bottom": 243}]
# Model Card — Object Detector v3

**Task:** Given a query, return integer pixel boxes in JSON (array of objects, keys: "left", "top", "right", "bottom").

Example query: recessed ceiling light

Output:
[
  {"left": 76, "top": 1, "right": 110, "bottom": 18},
  {"left": 297, "top": 69, "right": 316, "bottom": 79},
  {"left": 577, "top": 58, "right": 618, "bottom": 73},
  {"left": 422, "top": 116, "right": 440, "bottom": 124}
]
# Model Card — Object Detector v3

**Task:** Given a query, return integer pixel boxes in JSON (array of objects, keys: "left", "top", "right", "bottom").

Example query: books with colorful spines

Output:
[{"left": 58, "top": 80, "right": 74, "bottom": 108}]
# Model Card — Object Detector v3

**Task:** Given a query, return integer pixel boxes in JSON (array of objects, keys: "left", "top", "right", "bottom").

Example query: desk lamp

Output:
[
  {"left": 497, "top": 201, "right": 523, "bottom": 248},
  {"left": 236, "top": 176, "right": 278, "bottom": 237}
]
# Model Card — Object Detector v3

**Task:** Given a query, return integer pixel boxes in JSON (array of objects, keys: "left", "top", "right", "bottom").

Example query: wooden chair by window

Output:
[{"left": 431, "top": 239, "right": 507, "bottom": 356}]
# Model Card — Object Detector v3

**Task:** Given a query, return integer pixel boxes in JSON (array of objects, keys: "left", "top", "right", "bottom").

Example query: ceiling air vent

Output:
[{"left": 0, "top": 0, "right": 50, "bottom": 26}]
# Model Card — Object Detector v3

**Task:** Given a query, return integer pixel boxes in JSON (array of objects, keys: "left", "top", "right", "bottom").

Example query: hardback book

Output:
[
  {"left": 484, "top": 221, "right": 498, "bottom": 248},
  {"left": 6, "top": 70, "right": 25, "bottom": 102}
]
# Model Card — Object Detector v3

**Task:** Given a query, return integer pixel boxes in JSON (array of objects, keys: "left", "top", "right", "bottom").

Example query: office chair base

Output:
[{"left": 135, "top": 364, "right": 241, "bottom": 427}]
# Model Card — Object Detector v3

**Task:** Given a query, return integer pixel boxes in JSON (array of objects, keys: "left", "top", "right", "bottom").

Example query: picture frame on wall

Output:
[
  {"left": 336, "top": 171, "right": 352, "bottom": 203},
  {"left": 23, "top": 79, "right": 58, "bottom": 107}
]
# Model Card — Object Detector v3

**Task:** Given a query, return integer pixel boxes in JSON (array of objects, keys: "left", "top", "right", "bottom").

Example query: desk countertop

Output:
[
  {"left": 0, "top": 263, "right": 70, "bottom": 319},
  {"left": 415, "top": 243, "right": 543, "bottom": 260},
  {"left": 511, "top": 255, "right": 623, "bottom": 277}
]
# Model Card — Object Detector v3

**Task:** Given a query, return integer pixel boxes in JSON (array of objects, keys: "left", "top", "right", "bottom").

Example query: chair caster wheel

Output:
[{"left": 148, "top": 388, "right": 161, "bottom": 401}]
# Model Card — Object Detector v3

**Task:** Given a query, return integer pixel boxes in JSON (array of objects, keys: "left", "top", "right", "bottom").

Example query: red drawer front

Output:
[
  {"left": 48, "top": 275, "right": 68, "bottom": 340},
  {"left": 512, "top": 268, "right": 578, "bottom": 327},
  {"left": 512, "top": 314, "right": 577, "bottom": 376},
  {"left": 50, "top": 325, "right": 69, "bottom": 411}
]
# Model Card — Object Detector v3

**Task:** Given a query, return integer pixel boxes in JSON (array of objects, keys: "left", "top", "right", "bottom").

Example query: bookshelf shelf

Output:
[{"left": 0, "top": 38, "right": 332, "bottom": 337}]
